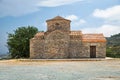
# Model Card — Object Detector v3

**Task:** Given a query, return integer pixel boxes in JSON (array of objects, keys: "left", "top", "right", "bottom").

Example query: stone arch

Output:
[{"left": 46, "top": 30, "right": 68, "bottom": 40}]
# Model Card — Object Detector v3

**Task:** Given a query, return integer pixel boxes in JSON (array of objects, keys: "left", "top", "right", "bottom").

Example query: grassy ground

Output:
[{"left": 0, "top": 59, "right": 120, "bottom": 80}]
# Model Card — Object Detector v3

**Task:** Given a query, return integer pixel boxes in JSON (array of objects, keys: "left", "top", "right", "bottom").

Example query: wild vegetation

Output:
[
  {"left": 7, "top": 26, "right": 38, "bottom": 58},
  {"left": 106, "top": 33, "right": 120, "bottom": 58}
]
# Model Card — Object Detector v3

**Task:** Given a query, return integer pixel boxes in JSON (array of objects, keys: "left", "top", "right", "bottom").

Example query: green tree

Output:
[{"left": 7, "top": 26, "right": 38, "bottom": 58}]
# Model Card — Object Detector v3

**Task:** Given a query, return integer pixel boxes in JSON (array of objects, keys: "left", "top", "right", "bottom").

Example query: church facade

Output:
[{"left": 30, "top": 16, "right": 106, "bottom": 59}]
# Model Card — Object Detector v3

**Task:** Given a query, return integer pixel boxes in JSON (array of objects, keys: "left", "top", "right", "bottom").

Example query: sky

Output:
[{"left": 0, "top": 0, "right": 120, "bottom": 54}]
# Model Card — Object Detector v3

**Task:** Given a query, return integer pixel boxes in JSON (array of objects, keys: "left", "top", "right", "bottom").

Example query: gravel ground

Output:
[{"left": 0, "top": 59, "right": 120, "bottom": 80}]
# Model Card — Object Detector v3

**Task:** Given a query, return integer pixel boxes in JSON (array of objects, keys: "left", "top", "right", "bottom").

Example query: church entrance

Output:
[{"left": 90, "top": 46, "right": 96, "bottom": 58}]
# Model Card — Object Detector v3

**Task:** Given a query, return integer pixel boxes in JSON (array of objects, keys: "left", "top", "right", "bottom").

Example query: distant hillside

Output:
[
  {"left": 106, "top": 33, "right": 120, "bottom": 58},
  {"left": 0, "top": 54, "right": 10, "bottom": 60}
]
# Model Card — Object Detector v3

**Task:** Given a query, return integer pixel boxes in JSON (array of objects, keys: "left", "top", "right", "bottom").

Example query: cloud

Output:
[
  {"left": 93, "top": 5, "right": 120, "bottom": 25},
  {"left": 82, "top": 24, "right": 120, "bottom": 37},
  {"left": 76, "top": 19, "right": 86, "bottom": 25},
  {"left": 65, "top": 15, "right": 78, "bottom": 21},
  {"left": 0, "top": 0, "right": 40, "bottom": 17},
  {"left": 65, "top": 15, "right": 86, "bottom": 27},
  {"left": 0, "top": 0, "right": 82, "bottom": 17},
  {"left": 91, "top": 5, "right": 120, "bottom": 36},
  {"left": 38, "top": 0, "right": 82, "bottom": 7},
  {"left": 93, "top": 5, "right": 120, "bottom": 19}
]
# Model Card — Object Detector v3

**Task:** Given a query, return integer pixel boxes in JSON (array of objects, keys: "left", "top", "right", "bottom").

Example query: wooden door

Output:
[{"left": 90, "top": 46, "right": 96, "bottom": 58}]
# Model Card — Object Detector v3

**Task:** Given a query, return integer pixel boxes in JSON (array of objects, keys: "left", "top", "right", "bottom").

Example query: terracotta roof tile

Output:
[
  {"left": 46, "top": 16, "right": 71, "bottom": 22},
  {"left": 70, "top": 31, "right": 82, "bottom": 35},
  {"left": 70, "top": 31, "right": 82, "bottom": 40},
  {"left": 34, "top": 32, "right": 44, "bottom": 38},
  {"left": 53, "top": 16, "right": 65, "bottom": 19},
  {"left": 82, "top": 34, "right": 106, "bottom": 42}
]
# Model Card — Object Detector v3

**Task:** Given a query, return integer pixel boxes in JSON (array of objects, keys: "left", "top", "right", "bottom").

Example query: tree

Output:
[{"left": 7, "top": 26, "right": 38, "bottom": 58}]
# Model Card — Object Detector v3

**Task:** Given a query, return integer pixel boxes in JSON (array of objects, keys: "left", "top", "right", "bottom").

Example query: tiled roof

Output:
[
  {"left": 70, "top": 31, "right": 82, "bottom": 40},
  {"left": 46, "top": 16, "right": 71, "bottom": 22},
  {"left": 33, "top": 32, "right": 106, "bottom": 42},
  {"left": 82, "top": 34, "right": 106, "bottom": 42},
  {"left": 34, "top": 32, "right": 44, "bottom": 38},
  {"left": 53, "top": 16, "right": 65, "bottom": 19},
  {"left": 70, "top": 31, "right": 82, "bottom": 35}
]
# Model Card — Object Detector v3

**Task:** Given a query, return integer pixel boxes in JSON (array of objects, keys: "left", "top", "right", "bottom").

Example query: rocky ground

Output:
[{"left": 0, "top": 59, "right": 120, "bottom": 80}]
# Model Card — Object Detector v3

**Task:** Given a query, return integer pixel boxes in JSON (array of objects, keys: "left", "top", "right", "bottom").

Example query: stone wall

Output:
[
  {"left": 30, "top": 39, "right": 44, "bottom": 59},
  {"left": 46, "top": 20, "right": 70, "bottom": 32},
  {"left": 44, "top": 30, "right": 70, "bottom": 59},
  {"left": 69, "top": 40, "right": 82, "bottom": 58},
  {"left": 82, "top": 42, "right": 106, "bottom": 58},
  {"left": 96, "top": 42, "right": 106, "bottom": 58}
]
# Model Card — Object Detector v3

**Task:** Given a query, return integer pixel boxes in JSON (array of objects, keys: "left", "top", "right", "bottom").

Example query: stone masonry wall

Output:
[
  {"left": 44, "top": 30, "right": 70, "bottom": 59},
  {"left": 82, "top": 42, "right": 106, "bottom": 58},
  {"left": 96, "top": 42, "right": 106, "bottom": 58},
  {"left": 30, "top": 39, "right": 44, "bottom": 59},
  {"left": 46, "top": 20, "right": 70, "bottom": 32},
  {"left": 69, "top": 40, "right": 83, "bottom": 58}
]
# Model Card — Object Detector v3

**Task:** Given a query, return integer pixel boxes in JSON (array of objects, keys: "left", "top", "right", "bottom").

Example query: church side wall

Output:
[
  {"left": 69, "top": 40, "right": 83, "bottom": 58},
  {"left": 96, "top": 42, "right": 106, "bottom": 58},
  {"left": 30, "top": 39, "right": 44, "bottom": 59},
  {"left": 82, "top": 42, "right": 106, "bottom": 58}
]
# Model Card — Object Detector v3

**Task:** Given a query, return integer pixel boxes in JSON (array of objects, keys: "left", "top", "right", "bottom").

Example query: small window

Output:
[{"left": 55, "top": 23, "right": 61, "bottom": 30}]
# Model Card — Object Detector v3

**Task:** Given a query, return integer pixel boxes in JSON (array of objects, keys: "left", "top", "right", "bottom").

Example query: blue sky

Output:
[{"left": 0, "top": 0, "right": 120, "bottom": 54}]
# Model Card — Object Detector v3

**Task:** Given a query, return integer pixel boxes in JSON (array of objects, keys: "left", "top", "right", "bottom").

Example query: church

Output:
[{"left": 30, "top": 16, "right": 106, "bottom": 59}]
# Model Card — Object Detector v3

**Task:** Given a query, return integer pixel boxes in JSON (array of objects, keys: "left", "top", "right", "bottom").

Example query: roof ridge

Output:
[
  {"left": 46, "top": 16, "right": 71, "bottom": 22},
  {"left": 83, "top": 33, "right": 103, "bottom": 34}
]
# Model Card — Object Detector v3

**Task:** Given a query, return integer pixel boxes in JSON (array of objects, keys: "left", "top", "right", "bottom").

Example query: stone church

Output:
[{"left": 30, "top": 16, "right": 106, "bottom": 59}]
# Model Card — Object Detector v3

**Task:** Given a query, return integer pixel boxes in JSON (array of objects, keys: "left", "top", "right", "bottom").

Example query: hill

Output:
[
  {"left": 0, "top": 54, "right": 10, "bottom": 60},
  {"left": 106, "top": 33, "right": 120, "bottom": 58}
]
